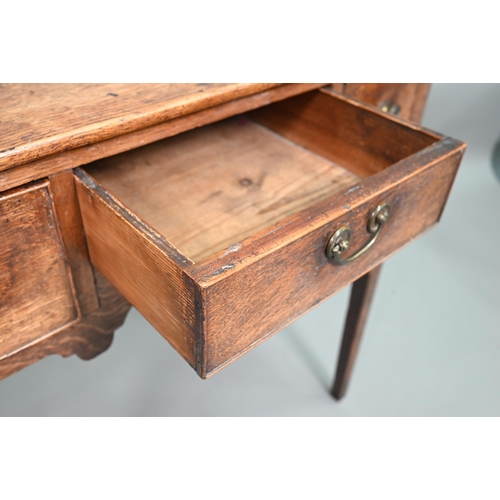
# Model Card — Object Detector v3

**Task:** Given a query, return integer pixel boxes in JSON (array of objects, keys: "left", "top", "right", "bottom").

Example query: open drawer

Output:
[{"left": 74, "top": 88, "right": 465, "bottom": 378}]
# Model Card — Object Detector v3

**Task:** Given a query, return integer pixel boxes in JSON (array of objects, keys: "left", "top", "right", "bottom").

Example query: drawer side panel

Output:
[{"left": 74, "top": 172, "right": 199, "bottom": 368}]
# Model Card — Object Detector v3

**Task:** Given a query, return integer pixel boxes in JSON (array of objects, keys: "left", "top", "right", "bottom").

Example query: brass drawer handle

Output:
[{"left": 326, "top": 203, "right": 391, "bottom": 265}]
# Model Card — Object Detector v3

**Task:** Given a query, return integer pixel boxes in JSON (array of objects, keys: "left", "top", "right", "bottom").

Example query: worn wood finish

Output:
[
  {"left": 0, "top": 175, "right": 126, "bottom": 381},
  {"left": 86, "top": 116, "right": 360, "bottom": 262},
  {"left": 0, "top": 82, "right": 331, "bottom": 382},
  {"left": 328, "top": 84, "right": 431, "bottom": 123},
  {"left": 331, "top": 265, "right": 382, "bottom": 400},
  {"left": 0, "top": 83, "right": 467, "bottom": 400},
  {"left": 74, "top": 170, "right": 200, "bottom": 369},
  {"left": 248, "top": 89, "right": 439, "bottom": 179},
  {"left": 76, "top": 89, "right": 465, "bottom": 377},
  {"left": 195, "top": 143, "right": 464, "bottom": 374},
  {"left": 0, "top": 83, "right": 325, "bottom": 192},
  {"left": 0, "top": 84, "right": 324, "bottom": 193},
  {"left": 0, "top": 270, "right": 130, "bottom": 380},
  {"left": 48, "top": 170, "right": 99, "bottom": 316},
  {"left": 0, "top": 84, "right": 277, "bottom": 171},
  {"left": 191, "top": 110, "right": 456, "bottom": 281},
  {"left": 0, "top": 181, "right": 78, "bottom": 357}
]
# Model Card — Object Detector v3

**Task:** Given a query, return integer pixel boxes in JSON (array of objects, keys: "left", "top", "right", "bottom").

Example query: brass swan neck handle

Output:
[{"left": 326, "top": 203, "right": 391, "bottom": 266}]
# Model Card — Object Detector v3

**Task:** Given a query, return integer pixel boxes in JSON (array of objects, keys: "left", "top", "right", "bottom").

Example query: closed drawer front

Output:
[
  {"left": 0, "top": 181, "right": 81, "bottom": 358},
  {"left": 74, "top": 88, "right": 466, "bottom": 377}
]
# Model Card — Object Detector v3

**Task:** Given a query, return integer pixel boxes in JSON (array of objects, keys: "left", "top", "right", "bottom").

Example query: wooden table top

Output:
[{"left": 0, "top": 83, "right": 291, "bottom": 172}]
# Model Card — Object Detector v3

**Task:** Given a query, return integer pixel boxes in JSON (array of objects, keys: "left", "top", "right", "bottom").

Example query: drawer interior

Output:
[
  {"left": 83, "top": 89, "right": 440, "bottom": 264},
  {"left": 76, "top": 87, "right": 464, "bottom": 377},
  {"left": 84, "top": 116, "right": 360, "bottom": 263}
]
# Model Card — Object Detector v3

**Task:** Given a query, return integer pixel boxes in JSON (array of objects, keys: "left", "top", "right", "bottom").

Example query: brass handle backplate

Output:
[{"left": 326, "top": 203, "right": 391, "bottom": 266}]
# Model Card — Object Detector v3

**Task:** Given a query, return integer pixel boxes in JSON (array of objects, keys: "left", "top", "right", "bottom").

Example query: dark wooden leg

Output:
[{"left": 331, "top": 265, "right": 382, "bottom": 400}]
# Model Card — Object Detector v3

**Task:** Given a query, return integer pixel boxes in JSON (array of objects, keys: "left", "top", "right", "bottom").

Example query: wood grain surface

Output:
[
  {"left": 0, "top": 83, "right": 327, "bottom": 174},
  {"left": 0, "top": 84, "right": 325, "bottom": 193},
  {"left": 74, "top": 170, "right": 200, "bottom": 369},
  {"left": 0, "top": 181, "right": 78, "bottom": 357},
  {"left": 197, "top": 141, "right": 464, "bottom": 374},
  {"left": 48, "top": 170, "right": 99, "bottom": 316},
  {"left": 0, "top": 270, "right": 130, "bottom": 380},
  {"left": 248, "top": 89, "right": 439, "bottom": 178},
  {"left": 339, "top": 84, "right": 431, "bottom": 123},
  {"left": 86, "top": 116, "right": 360, "bottom": 262},
  {"left": 75, "top": 89, "right": 465, "bottom": 377},
  {"left": 0, "top": 83, "right": 465, "bottom": 386}
]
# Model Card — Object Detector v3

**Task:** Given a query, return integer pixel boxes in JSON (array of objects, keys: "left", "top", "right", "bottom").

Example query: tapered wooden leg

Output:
[{"left": 331, "top": 265, "right": 382, "bottom": 400}]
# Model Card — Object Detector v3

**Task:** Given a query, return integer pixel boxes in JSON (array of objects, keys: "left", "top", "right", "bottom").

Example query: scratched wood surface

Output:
[
  {"left": 76, "top": 89, "right": 466, "bottom": 377},
  {"left": 75, "top": 170, "right": 200, "bottom": 369},
  {"left": 86, "top": 116, "right": 360, "bottom": 262},
  {"left": 0, "top": 182, "right": 77, "bottom": 357},
  {"left": 0, "top": 84, "right": 325, "bottom": 193},
  {"left": 0, "top": 83, "right": 330, "bottom": 174},
  {"left": 0, "top": 83, "right": 327, "bottom": 380},
  {"left": 0, "top": 82, "right": 464, "bottom": 387},
  {"left": 0, "top": 270, "right": 131, "bottom": 380},
  {"left": 0, "top": 173, "right": 129, "bottom": 380},
  {"left": 197, "top": 141, "right": 465, "bottom": 375}
]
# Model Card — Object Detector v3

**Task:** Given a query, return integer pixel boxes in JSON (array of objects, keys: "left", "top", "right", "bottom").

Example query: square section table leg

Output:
[{"left": 331, "top": 265, "right": 382, "bottom": 400}]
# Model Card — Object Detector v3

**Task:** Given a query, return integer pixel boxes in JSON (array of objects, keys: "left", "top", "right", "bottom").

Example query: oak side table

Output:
[{"left": 0, "top": 84, "right": 465, "bottom": 400}]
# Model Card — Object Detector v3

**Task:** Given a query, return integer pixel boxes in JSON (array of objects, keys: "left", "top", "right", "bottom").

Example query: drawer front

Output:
[
  {"left": 0, "top": 182, "right": 78, "bottom": 357},
  {"left": 194, "top": 147, "right": 462, "bottom": 374}
]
